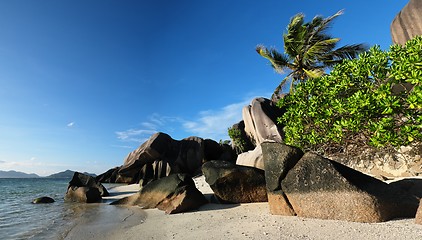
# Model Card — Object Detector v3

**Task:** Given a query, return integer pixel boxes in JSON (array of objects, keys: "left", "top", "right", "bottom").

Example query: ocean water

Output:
[{"left": 0, "top": 178, "right": 87, "bottom": 240}]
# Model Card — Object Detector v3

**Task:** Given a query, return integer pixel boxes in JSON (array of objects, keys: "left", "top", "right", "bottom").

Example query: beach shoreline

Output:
[{"left": 64, "top": 176, "right": 422, "bottom": 240}]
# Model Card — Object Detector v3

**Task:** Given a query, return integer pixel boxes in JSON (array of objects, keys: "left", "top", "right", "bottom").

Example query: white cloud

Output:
[
  {"left": 115, "top": 94, "right": 268, "bottom": 143},
  {"left": 115, "top": 114, "right": 184, "bottom": 144},
  {"left": 115, "top": 129, "right": 156, "bottom": 142},
  {"left": 67, "top": 122, "right": 75, "bottom": 127},
  {"left": 182, "top": 100, "right": 248, "bottom": 140}
]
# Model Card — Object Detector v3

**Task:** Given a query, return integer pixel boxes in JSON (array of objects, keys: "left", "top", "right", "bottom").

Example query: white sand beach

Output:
[{"left": 64, "top": 176, "right": 422, "bottom": 240}]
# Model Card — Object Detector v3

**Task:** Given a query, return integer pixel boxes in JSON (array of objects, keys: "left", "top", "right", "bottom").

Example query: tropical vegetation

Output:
[
  {"left": 228, "top": 126, "right": 249, "bottom": 154},
  {"left": 277, "top": 36, "right": 422, "bottom": 152}
]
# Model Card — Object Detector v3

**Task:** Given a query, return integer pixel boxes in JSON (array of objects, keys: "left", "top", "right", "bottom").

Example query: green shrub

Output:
[
  {"left": 277, "top": 36, "right": 422, "bottom": 151},
  {"left": 227, "top": 127, "right": 248, "bottom": 154}
]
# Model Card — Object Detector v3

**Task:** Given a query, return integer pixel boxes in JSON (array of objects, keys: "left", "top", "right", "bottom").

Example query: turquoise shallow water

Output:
[
  {"left": 0, "top": 178, "right": 81, "bottom": 240},
  {"left": 0, "top": 178, "right": 145, "bottom": 240}
]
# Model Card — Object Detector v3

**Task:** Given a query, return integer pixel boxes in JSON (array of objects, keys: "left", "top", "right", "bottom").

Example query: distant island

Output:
[
  {"left": 0, "top": 170, "right": 40, "bottom": 178},
  {"left": 0, "top": 169, "right": 96, "bottom": 178},
  {"left": 46, "top": 170, "right": 97, "bottom": 179}
]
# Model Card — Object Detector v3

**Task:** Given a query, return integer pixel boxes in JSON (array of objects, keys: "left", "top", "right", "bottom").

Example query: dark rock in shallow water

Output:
[
  {"left": 65, "top": 172, "right": 109, "bottom": 203},
  {"left": 202, "top": 160, "right": 267, "bottom": 203},
  {"left": 111, "top": 173, "right": 207, "bottom": 214},
  {"left": 68, "top": 172, "right": 109, "bottom": 197},
  {"left": 65, "top": 186, "right": 102, "bottom": 203},
  {"left": 32, "top": 196, "right": 55, "bottom": 204}
]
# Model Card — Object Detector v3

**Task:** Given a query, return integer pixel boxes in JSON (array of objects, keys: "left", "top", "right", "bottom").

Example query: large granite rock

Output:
[
  {"left": 65, "top": 172, "right": 108, "bottom": 203},
  {"left": 281, "top": 153, "right": 419, "bottom": 222},
  {"left": 391, "top": 0, "right": 422, "bottom": 45},
  {"left": 111, "top": 173, "right": 207, "bottom": 214},
  {"left": 261, "top": 143, "right": 303, "bottom": 215},
  {"left": 416, "top": 199, "right": 422, "bottom": 225},
  {"left": 65, "top": 186, "right": 102, "bottom": 203},
  {"left": 112, "top": 132, "right": 236, "bottom": 184},
  {"left": 138, "top": 160, "right": 172, "bottom": 187},
  {"left": 67, "top": 172, "right": 109, "bottom": 197},
  {"left": 96, "top": 166, "right": 121, "bottom": 183},
  {"left": 202, "top": 160, "right": 267, "bottom": 203},
  {"left": 242, "top": 98, "right": 284, "bottom": 146},
  {"left": 236, "top": 144, "right": 264, "bottom": 170}
]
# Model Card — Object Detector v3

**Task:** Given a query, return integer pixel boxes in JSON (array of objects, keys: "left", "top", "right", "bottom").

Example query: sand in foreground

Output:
[{"left": 64, "top": 176, "right": 422, "bottom": 240}]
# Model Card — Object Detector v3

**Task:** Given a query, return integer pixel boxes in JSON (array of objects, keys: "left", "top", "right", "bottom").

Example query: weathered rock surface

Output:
[
  {"left": 242, "top": 98, "right": 284, "bottom": 146},
  {"left": 236, "top": 144, "right": 264, "bottom": 170},
  {"left": 281, "top": 152, "right": 419, "bottom": 222},
  {"left": 261, "top": 143, "right": 303, "bottom": 215},
  {"left": 261, "top": 143, "right": 303, "bottom": 192},
  {"left": 138, "top": 160, "right": 172, "bottom": 187},
  {"left": 202, "top": 160, "right": 267, "bottom": 203},
  {"left": 391, "top": 0, "right": 422, "bottom": 45},
  {"left": 109, "top": 132, "right": 235, "bottom": 184},
  {"left": 68, "top": 172, "right": 109, "bottom": 197},
  {"left": 96, "top": 167, "right": 121, "bottom": 183},
  {"left": 326, "top": 143, "right": 422, "bottom": 179},
  {"left": 416, "top": 199, "right": 422, "bottom": 225},
  {"left": 65, "top": 186, "right": 102, "bottom": 203},
  {"left": 111, "top": 173, "right": 207, "bottom": 214},
  {"left": 32, "top": 196, "right": 55, "bottom": 204}
]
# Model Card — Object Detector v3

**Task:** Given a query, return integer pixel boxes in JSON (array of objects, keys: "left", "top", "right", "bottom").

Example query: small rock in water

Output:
[{"left": 32, "top": 196, "right": 55, "bottom": 204}]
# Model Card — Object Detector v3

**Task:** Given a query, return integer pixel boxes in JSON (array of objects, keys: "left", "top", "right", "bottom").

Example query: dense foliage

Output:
[
  {"left": 227, "top": 127, "right": 249, "bottom": 154},
  {"left": 256, "top": 10, "right": 366, "bottom": 99},
  {"left": 277, "top": 36, "right": 422, "bottom": 151}
]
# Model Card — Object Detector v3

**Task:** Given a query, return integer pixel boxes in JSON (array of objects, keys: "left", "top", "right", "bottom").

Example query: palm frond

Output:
[
  {"left": 306, "top": 10, "right": 344, "bottom": 47},
  {"left": 256, "top": 45, "right": 290, "bottom": 73},
  {"left": 284, "top": 13, "right": 306, "bottom": 57},
  {"left": 313, "top": 10, "right": 344, "bottom": 35},
  {"left": 304, "top": 38, "right": 340, "bottom": 62},
  {"left": 303, "top": 68, "right": 325, "bottom": 79},
  {"left": 323, "top": 43, "right": 368, "bottom": 66}
]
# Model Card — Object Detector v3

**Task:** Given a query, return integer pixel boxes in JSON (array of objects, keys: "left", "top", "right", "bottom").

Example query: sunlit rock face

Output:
[
  {"left": 242, "top": 97, "right": 284, "bottom": 146},
  {"left": 391, "top": 0, "right": 422, "bottom": 45},
  {"left": 261, "top": 144, "right": 420, "bottom": 223},
  {"left": 103, "top": 132, "right": 236, "bottom": 184}
]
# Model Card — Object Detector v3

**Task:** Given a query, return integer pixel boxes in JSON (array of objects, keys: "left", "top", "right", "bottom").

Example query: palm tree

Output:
[{"left": 257, "top": 10, "right": 367, "bottom": 101}]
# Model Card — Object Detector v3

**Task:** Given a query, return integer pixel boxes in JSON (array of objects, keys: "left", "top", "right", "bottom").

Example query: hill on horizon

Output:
[
  {"left": 46, "top": 170, "right": 97, "bottom": 179},
  {"left": 0, "top": 170, "right": 40, "bottom": 178}
]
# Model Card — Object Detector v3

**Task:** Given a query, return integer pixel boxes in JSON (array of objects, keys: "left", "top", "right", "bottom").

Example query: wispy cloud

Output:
[
  {"left": 115, "top": 114, "right": 179, "bottom": 144},
  {"left": 182, "top": 101, "right": 248, "bottom": 140},
  {"left": 67, "top": 122, "right": 75, "bottom": 127},
  {"left": 115, "top": 94, "right": 268, "bottom": 144},
  {"left": 115, "top": 129, "right": 157, "bottom": 143}
]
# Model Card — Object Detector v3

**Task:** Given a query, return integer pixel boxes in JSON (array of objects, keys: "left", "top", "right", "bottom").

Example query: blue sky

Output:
[{"left": 0, "top": 0, "right": 408, "bottom": 176}]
